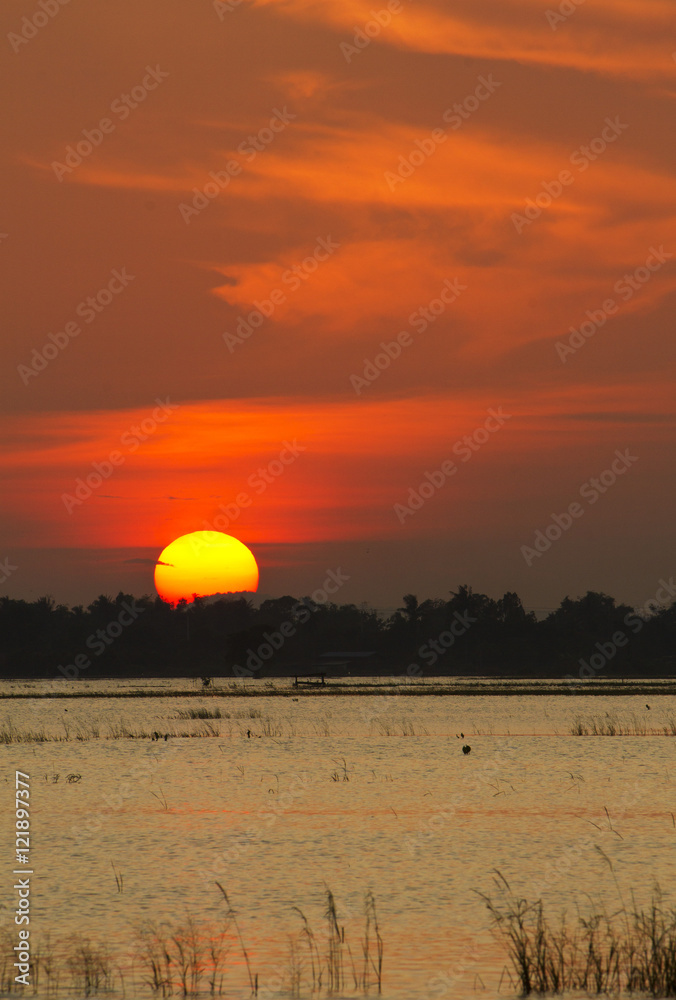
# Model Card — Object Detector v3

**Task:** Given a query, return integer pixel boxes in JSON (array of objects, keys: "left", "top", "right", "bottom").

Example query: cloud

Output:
[
  {"left": 254, "top": 0, "right": 676, "bottom": 82},
  {"left": 2, "top": 385, "right": 673, "bottom": 552}
]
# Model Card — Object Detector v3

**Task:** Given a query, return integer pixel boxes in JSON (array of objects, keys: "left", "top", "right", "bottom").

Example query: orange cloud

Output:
[
  {"left": 254, "top": 0, "right": 676, "bottom": 82},
  {"left": 2, "top": 384, "right": 672, "bottom": 553}
]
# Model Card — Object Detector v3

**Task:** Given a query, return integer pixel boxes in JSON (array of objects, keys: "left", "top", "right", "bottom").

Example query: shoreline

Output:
[{"left": 2, "top": 680, "right": 676, "bottom": 698}]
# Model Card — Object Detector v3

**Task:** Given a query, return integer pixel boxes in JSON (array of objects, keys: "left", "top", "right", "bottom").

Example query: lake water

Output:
[{"left": 2, "top": 678, "right": 676, "bottom": 999}]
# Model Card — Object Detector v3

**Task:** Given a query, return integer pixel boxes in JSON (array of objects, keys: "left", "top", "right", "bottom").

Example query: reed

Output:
[
  {"left": 361, "top": 890, "right": 383, "bottom": 994},
  {"left": 479, "top": 873, "right": 676, "bottom": 996},
  {"left": 194, "top": 720, "right": 221, "bottom": 737},
  {"left": 290, "top": 906, "right": 323, "bottom": 994},
  {"left": 214, "top": 883, "right": 258, "bottom": 997},
  {"left": 206, "top": 921, "right": 232, "bottom": 997},
  {"left": 108, "top": 722, "right": 153, "bottom": 740},
  {"left": 171, "top": 916, "right": 204, "bottom": 997},
  {"left": 0, "top": 888, "right": 382, "bottom": 998},
  {"left": 67, "top": 938, "right": 113, "bottom": 996},
  {"left": 325, "top": 887, "right": 345, "bottom": 993},
  {"left": 175, "top": 707, "right": 223, "bottom": 719},
  {"left": 330, "top": 757, "right": 351, "bottom": 782},
  {"left": 34, "top": 933, "right": 59, "bottom": 997},
  {"left": 112, "top": 861, "right": 124, "bottom": 893},
  {"left": 260, "top": 717, "right": 283, "bottom": 737},
  {"left": 569, "top": 711, "right": 671, "bottom": 736},
  {"left": 376, "top": 718, "right": 429, "bottom": 736},
  {"left": 136, "top": 922, "right": 174, "bottom": 997},
  {"left": 0, "top": 929, "right": 18, "bottom": 993},
  {"left": 149, "top": 785, "right": 169, "bottom": 811},
  {"left": 0, "top": 720, "right": 49, "bottom": 743}
]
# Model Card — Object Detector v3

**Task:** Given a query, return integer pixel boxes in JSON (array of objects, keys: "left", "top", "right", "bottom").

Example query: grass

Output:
[
  {"left": 289, "top": 888, "right": 383, "bottom": 996},
  {"left": 330, "top": 757, "right": 352, "bottom": 782},
  {"left": 136, "top": 916, "right": 232, "bottom": 998},
  {"left": 0, "top": 719, "right": 228, "bottom": 742},
  {"left": 571, "top": 712, "right": 676, "bottom": 735},
  {"left": 479, "top": 872, "right": 676, "bottom": 996},
  {"left": 0, "top": 888, "right": 381, "bottom": 998},
  {"left": 67, "top": 939, "right": 114, "bottom": 997},
  {"left": 0, "top": 720, "right": 49, "bottom": 743},
  {"left": 175, "top": 707, "right": 225, "bottom": 719},
  {"left": 375, "top": 718, "right": 429, "bottom": 736}
]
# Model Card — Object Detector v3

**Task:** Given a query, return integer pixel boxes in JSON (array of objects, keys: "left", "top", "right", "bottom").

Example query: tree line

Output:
[{"left": 0, "top": 585, "right": 674, "bottom": 680}]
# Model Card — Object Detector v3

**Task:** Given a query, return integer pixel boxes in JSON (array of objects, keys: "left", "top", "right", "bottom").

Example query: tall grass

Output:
[
  {"left": 0, "top": 887, "right": 381, "bottom": 998},
  {"left": 137, "top": 915, "right": 232, "bottom": 997},
  {"left": 67, "top": 938, "right": 114, "bottom": 996},
  {"left": 479, "top": 873, "right": 676, "bottom": 996},
  {"left": 175, "top": 707, "right": 224, "bottom": 719},
  {"left": 215, "top": 883, "right": 258, "bottom": 996},
  {"left": 375, "top": 718, "right": 429, "bottom": 736},
  {"left": 571, "top": 713, "right": 676, "bottom": 735},
  {"left": 361, "top": 890, "right": 384, "bottom": 993},
  {"left": 288, "top": 888, "right": 383, "bottom": 996},
  {"left": 0, "top": 720, "right": 227, "bottom": 742},
  {"left": 0, "top": 720, "right": 49, "bottom": 743}
]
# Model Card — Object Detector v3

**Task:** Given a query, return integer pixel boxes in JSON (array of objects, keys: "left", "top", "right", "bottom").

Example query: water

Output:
[{"left": 2, "top": 679, "right": 676, "bottom": 998}]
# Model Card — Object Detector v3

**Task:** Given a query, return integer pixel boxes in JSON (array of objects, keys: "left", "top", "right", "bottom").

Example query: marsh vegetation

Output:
[
  {"left": 481, "top": 873, "right": 676, "bottom": 996},
  {"left": 0, "top": 888, "right": 382, "bottom": 999}
]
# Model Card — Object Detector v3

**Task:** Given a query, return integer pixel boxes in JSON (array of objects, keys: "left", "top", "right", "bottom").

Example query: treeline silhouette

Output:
[{"left": 0, "top": 586, "right": 674, "bottom": 680}]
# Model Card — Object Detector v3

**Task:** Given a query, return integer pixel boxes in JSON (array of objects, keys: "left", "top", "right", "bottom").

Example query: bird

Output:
[
  {"left": 462, "top": 745, "right": 472, "bottom": 754},
  {"left": 646, "top": 704, "right": 651, "bottom": 710},
  {"left": 455, "top": 732, "right": 464, "bottom": 739}
]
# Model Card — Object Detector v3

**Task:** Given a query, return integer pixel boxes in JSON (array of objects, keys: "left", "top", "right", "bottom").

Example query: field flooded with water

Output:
[{"left": 2, "top": 678, "right": 676, "bottom": 999}]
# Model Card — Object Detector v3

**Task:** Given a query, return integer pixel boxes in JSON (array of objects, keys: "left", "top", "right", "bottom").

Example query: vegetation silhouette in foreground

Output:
[{"left": 479, "top": 871, "right": 676, "bottom": 996}]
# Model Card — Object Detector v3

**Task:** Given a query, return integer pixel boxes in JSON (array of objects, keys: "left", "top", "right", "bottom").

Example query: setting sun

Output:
[{"left": 154, "top": 531, "right": 259, "bottom": 605}]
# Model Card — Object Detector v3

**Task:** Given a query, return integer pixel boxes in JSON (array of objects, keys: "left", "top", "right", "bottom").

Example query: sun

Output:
[{"left": 154, "top": 531, "right": 259, "bottom": 605}]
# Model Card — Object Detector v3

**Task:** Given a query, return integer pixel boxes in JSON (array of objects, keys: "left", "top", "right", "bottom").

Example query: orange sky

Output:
[{"left": 0, "top": 0, "right": 674, "bottom": 609}]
